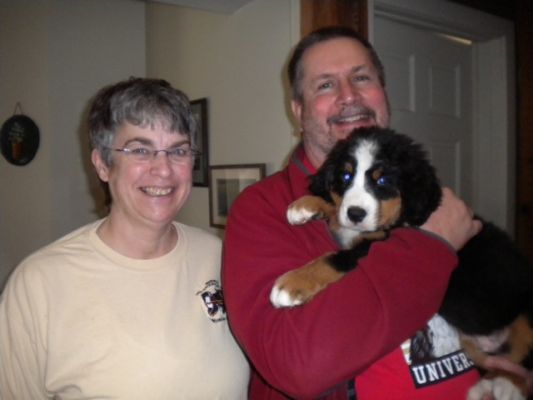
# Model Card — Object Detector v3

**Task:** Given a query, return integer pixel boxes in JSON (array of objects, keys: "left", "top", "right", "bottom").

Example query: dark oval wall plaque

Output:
[{"left": 0, "top": 115, "right": 40, "bottom": 166}]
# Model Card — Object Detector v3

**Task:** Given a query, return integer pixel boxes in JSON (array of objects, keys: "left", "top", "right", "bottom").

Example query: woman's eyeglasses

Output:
[{"left": 107, "top": 146, "right": 201, "bottom": 163}]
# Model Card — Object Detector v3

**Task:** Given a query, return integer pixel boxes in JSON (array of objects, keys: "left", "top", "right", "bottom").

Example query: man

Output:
[{"left": 223, "top": 27, "right": 496, "bottom": 399}]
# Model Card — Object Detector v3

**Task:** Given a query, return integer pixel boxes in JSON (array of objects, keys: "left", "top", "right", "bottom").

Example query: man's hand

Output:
[{"left": 420, "top": 187, "right": 482, "bottom": 250}]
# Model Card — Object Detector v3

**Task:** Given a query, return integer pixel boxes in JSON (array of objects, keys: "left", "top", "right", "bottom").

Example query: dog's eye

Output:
[
  {"left": 342, "top": 172, "right": 353, "bottom": 183},
  {"left": 376, "top": 176, "right": 389, "bottom": 186}
]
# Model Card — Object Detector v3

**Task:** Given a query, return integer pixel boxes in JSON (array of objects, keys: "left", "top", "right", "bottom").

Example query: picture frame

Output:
[
  {"left": 209, "top": 164, "right": 266, "bottom": 228},
  {"left": 190, "top": 98, "right": 209, "bottom": 187}
]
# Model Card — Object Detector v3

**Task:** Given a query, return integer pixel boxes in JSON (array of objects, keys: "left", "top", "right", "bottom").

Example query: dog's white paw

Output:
[
  {"left": 467, "top": 378, "right": 491, "bottom": 400},
  {"left": 287, "top": 206, "right": 316, "bottom": 225},
  {"left": 269, "top": 285, "right": 303, "bottom": 308},
  {"left": 467, "top": 377, "right": 525, "bottom": 400}
]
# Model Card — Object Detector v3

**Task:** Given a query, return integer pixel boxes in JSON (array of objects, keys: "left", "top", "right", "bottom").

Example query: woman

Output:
[{"left": 0, "top": 78, "right": 250, "bottom": 399}]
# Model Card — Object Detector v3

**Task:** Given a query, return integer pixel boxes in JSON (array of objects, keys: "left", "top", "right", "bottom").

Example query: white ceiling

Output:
[{"left": 146, "top": 0, "right": 253, "bottom": 14}]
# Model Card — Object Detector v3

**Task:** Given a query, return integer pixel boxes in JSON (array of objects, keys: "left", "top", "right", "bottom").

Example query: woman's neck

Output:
[{"left": 96, "top": 216, "right": 178, "bottom": 259}]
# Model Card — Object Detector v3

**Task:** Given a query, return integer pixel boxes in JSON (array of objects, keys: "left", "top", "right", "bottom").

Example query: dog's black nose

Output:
[{"left": 347, "top": 207, "right": 367, "bottom": 223}]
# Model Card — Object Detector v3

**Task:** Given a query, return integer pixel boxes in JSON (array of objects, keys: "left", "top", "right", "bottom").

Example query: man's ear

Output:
[
  {"left": 290, "top": 99, "right": 303, "bottom": 125},
  {"left": 91, "top": 149, "right": 110, "bottom": 182}
]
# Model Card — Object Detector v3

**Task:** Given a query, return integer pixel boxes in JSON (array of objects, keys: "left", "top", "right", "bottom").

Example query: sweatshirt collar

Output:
[{"left": 291, "top": 143, "right": 317, "bottom": 177}]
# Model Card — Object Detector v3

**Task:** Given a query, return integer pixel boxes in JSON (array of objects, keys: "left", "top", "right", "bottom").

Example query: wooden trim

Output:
[
  {"left": 516, "top": 0, "right": 533, "bottom": 261},
  {"left": 300, "top": 0, "right": 368, "bottom": 39}
]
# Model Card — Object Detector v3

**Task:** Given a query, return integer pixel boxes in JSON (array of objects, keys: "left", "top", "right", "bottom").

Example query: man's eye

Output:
[
  {"left": 317, "top": 81, "right": 333, "bottom": 91},
  {"left": 353, "top": 75, "right": 370, "bottom": 83}
]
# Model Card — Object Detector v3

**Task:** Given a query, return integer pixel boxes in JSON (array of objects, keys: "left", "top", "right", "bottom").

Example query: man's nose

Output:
[{"left": 338, "top": 81, "right": 360, "bottom": 104}]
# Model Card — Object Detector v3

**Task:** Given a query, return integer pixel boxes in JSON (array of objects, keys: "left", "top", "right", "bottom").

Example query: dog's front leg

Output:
[
  {"left": 287, "top": 195, "right": 335, "bottom": 225},
  {"left": 270, "top": 253, "right": 344, "bottom": 308},
  {"left": 269, "top": 241, "right": 373, "bottom": 308}
]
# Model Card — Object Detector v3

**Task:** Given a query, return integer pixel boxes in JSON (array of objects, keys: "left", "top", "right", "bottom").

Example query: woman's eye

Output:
[
  {"left": 131, "top": 147, "right": 150, "bottom": 155},
  {"left": 170, "top": 148, "right": 187, "bottom": 156}
]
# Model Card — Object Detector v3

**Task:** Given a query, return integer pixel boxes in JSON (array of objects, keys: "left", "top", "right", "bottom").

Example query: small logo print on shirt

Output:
[
  {"left": 196, "top": 280, "right": 227, "bottom": 323},
  {"left": 401, "top": 314, "right": 475, "bottom": 388}
]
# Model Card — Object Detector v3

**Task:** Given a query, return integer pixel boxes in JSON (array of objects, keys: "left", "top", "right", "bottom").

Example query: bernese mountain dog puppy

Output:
[{"left": 270, "top": 127, "right": 533, "bottom": 397}]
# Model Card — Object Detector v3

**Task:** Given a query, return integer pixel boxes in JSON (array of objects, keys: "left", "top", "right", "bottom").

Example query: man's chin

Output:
[{"left": 334, "top": 123, "right": 376, "bottom": 138}]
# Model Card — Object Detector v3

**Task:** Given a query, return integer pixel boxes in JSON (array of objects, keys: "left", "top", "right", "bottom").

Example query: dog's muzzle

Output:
[{"left": 347, "top": 206, "right": 367, "bottom": 223}]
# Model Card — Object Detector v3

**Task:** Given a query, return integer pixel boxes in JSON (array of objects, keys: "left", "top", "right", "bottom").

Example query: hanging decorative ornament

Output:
[{"left": 1, "top": 103, "right": 40, "bottom": 166}]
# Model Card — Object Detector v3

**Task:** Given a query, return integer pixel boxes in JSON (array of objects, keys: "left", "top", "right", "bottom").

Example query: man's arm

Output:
[
  {"left": 223, "top": 184, "right": 475, "bottom": 399},
  {"left": 420, "top": 187, "right": 482, "bottom": 250}
]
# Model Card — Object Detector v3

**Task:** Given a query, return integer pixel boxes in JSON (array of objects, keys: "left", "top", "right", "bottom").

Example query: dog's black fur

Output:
[
  {"left": 271, "top": 127, "right": 533, "bottom": 392},
  {"left": 308, "top": 126, "right": 442, "bottom": 273}
]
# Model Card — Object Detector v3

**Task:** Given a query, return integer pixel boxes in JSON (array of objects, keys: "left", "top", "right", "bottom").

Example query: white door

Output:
[
  {"left": 369, "top": 0, "right": 515, "bottom": 232},
  {"left": 374, "top": 16, "right": 473, "bottom": 204}
]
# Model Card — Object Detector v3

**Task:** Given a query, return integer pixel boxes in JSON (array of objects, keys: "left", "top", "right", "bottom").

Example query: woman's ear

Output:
[{"left": 91, "top": 149, "right": 110, "bottom": 182}]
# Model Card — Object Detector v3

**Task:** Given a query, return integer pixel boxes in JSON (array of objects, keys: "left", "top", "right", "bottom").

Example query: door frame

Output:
[{"left": 368, "top": 0, "right": 516, "bottom": 233}]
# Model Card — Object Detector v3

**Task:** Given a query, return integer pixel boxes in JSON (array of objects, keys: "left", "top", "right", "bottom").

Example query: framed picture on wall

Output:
[
  {"left": 209, "top": 164, "right": 266, "bottom": 228},
  {"left": 191, "top": 98, "right": 209, "bottom": 187}
]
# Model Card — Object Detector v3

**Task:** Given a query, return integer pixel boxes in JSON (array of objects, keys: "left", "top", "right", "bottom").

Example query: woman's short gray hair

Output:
[{"left": 88, "top": 77, "right": 197, "bottom": 166}]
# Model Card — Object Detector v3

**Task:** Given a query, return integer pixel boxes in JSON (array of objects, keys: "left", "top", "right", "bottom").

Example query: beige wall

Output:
[
  {"left": 0, "top": 0, "right": 145, "bottom": 287},
  {"left": 146, "top": 0, "right": 300, "bottom": 236},
  {"left": 0, "top": 0, "right": 300, "bottom": 286},
  {"left": 0, "top": 0, "right": 52, "bottom": 287}
]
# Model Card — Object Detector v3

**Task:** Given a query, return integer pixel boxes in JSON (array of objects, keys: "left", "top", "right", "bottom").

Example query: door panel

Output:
[{"left": 374, "top": 16, "right": 473, "bottom": 203}]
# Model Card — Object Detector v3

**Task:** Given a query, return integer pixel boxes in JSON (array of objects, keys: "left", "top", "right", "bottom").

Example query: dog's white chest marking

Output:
[{"left": 339, "top": 140, "right": 380, "bottom": 231}]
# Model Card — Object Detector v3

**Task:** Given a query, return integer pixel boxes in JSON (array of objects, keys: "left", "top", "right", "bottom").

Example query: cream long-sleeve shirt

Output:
[{"left": 0, "top": 220, "right": 249, "bottom": 399}]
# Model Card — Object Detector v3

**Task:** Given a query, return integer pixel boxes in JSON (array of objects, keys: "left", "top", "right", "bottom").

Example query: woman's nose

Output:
[{"left": 150, "top": 151, "right": 172, "bottom": 176}]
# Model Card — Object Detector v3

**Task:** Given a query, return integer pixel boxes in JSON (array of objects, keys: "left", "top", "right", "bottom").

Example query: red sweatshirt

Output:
[{"left": 223, "top": 145, "right": 479, "bottom": 399}]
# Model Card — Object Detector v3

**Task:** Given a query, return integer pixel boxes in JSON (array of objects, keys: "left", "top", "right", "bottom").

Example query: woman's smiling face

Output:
[{"left": 92, "top": 121, "right": 194, "bottom": 230}]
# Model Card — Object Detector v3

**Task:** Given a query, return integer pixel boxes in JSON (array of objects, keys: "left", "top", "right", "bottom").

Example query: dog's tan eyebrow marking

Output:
[
  {"left": 372, "top": 169, "right": 383, "bottom": 181},
  {"left": 331, "top": 192, "right": 343, "bottom": 207},
  {"left": 344, "top": 162, "right": 354, "bottom": 174}
]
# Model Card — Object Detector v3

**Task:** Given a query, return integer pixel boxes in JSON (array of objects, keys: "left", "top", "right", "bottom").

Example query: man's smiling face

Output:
[{"left": 291, "top": 37, "right": 390, "bottom": 168}]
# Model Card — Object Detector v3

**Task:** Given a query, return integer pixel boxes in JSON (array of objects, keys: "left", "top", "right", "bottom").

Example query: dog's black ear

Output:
[
  {"left": 382, "top": 130, "right": 442, "bottom": 226},
  {"left": 309, "top": 156, "right": 336, "bottom": 202},
  {"left": 309, "top": 137, "right": 353, "bottom": 202},
  {"left": 401, "top": 166, "right": 442, "bottom": 227}
]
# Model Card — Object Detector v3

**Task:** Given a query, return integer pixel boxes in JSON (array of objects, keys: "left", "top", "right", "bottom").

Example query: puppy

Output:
[{"left": 270, "top": 127, "right": 533, "bottom": 396}]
